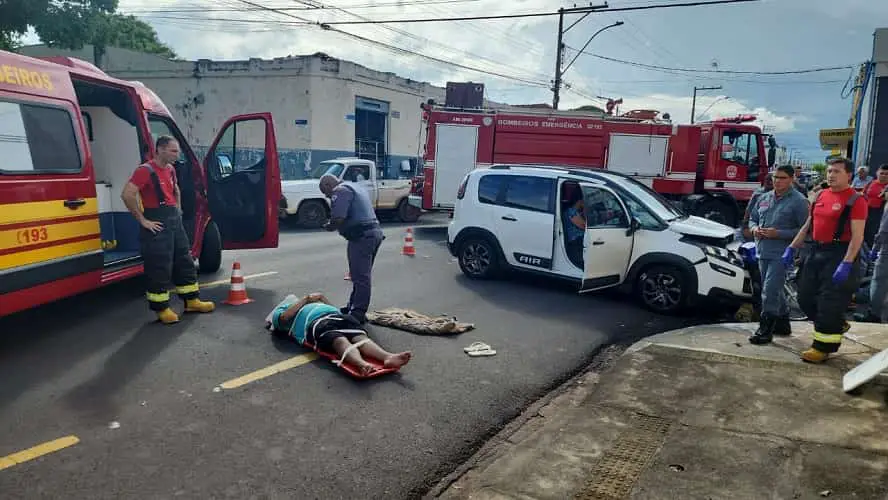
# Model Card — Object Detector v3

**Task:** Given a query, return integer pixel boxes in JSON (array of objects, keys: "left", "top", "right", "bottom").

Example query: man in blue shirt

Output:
[
  {"left": 320, "top": 174, "right": 385, "bottom": 324},
  {"left": 563, "top": 196, "right": 586, "bottom": 268},
  {"left": 268, "top": 292, "right": 411, "bottom": 376},
  {"left": 748, "top": 164, "right": 810, "bottom": 344}
]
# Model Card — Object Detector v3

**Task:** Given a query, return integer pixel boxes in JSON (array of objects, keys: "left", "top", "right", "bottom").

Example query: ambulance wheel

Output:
[
  {"left": 297, "top": 200, "right": 328, "bottom": 229},
  {"left": 199, "top": 221, "right": 222, "bottom": 273},
  {"left": 636, "top": 264, "right": 690, "bottom": 315},
  {"left": 458, "top": 236, "right": 501, "bottom": 280}
]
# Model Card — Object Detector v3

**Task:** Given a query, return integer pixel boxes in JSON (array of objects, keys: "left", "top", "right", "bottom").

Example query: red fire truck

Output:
[{"left": 408, "top": 105, "right": 777, "bottom": 227}]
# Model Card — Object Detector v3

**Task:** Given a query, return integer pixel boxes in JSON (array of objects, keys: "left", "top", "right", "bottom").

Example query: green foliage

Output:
[
  {"left": 811, "top": 163, "right": 826, "bottom": 175},
  {"left": 0, "top": 0, "right": 50, "bottom": 51},
  {"left": 103, "top": 14, "right": 177, "bottom": 59},
  {"left": 1, "top": 0, "right": 176, "bottom": 62}
]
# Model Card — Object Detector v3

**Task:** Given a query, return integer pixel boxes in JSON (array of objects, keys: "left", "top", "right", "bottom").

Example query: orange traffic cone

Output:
[
  {"left": 223, "top": 261, "right": 253, "bottom": 305},
  {"left": 402, "top": 227, "right": 416, "bottom": 256}
]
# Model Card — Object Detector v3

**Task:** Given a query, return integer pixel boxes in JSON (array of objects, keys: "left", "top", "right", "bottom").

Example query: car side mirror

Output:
[{"left": 626, "top": 217, "right": 642, "bottom": 236}]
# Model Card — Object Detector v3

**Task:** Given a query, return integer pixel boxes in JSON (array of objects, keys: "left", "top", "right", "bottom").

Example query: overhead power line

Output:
[
  {"left": 125, "top": 0, "right": 479, "bottom": 14},
  {"left": 129, "top": 0, "right": 758, "bottom": 24},
  {"left": 228, "top": 0, "right": 549, "bottom": 87},
  {"left": 307, "top": 0, "right": 760, "bottom": 25},
  {"left": 566, "top": 46, "right": 855, "bottom": 75}
]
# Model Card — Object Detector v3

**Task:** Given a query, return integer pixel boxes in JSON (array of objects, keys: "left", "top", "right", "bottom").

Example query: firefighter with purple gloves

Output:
[{"left": 782, "top": 158, "right": 867, "bottom": 363}]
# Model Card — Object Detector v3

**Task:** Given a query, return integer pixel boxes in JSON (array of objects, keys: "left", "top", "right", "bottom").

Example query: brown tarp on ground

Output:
[{"left": 366, "top": 308, "right": 475, "bottom": 335}]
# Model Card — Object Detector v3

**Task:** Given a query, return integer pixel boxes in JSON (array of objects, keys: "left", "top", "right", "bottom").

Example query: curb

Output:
[{"left": 423, "top": 343, "right": 629, "bottom": 498}]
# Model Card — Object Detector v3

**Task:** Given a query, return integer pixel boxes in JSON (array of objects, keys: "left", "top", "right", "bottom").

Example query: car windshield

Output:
[
  {"left": 307, "top": 162, "right": 345, "bottom": 179},
  {"left": 609, "top": 176, "right": 685, "bottom": 221}
]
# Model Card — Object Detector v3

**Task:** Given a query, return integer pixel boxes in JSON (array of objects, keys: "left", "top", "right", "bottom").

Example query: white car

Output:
[{"left": 447, "top": 165, "right": 752, "bottom": 314}]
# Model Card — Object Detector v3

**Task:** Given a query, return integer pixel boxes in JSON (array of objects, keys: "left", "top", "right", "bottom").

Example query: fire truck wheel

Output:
[
  {"left": 695, "top": 199, "right": 737, "bottom": 227},
  {"left": 198, "top": 221, "right": 222, "bottom": 273},
  {"left": 297, "top": 200, "right": 329, "bottom": 229},
  {"left": 457, "top": 236, "right": 501, "bottom": 279},
  {"left": 397, "top": 198, "right": 421, "bottom": 223},
  {"left": 635, "top": 264, "right": 690, "bottom": 315}
]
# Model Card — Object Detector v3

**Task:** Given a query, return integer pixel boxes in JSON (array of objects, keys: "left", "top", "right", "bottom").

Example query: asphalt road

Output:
[{"left": 0, "top": 214, "right": 710, "bottom": 499}]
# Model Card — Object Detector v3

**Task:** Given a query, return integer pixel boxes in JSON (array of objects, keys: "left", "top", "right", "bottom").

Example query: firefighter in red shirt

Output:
[
  {"left": 862, "top": 164, "right": 888, "bottom": 245},
  {"left": 783, "top": 157, "right": 867, "bottom": 363},
  {"left": 121, "top": 136, "right": 215, "bottom": 324}
]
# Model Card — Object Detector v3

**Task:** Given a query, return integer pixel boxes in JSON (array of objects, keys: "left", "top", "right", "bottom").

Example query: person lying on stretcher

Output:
[{"left": 267, "top": 293, "right": 412, "bottom": 376}]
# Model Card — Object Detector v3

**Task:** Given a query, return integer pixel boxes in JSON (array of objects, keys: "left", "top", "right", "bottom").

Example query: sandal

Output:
[
  {"left": 464, "top": 342, "right": 491, "bottom": 353},
  {"left": 467, "top": 348, "right": 496, "bottom": 357}
]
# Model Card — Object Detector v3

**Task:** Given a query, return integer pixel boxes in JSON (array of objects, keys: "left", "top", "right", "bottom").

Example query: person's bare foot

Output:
[
  {"left": 384, "top": 352, "right": 412, "bottom": 369},
  {"left": 358, "top": 362, "right": 376, "bottom": 376}
]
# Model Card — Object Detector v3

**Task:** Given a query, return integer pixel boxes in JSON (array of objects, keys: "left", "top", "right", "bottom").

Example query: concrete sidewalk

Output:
[{"left": 432, "top": 322, "right": 888, "bottom": 500}]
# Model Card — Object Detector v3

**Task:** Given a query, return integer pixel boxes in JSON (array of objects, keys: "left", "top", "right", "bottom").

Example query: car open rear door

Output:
[
  {"left": 203, "top": 113, "right": 281, "bottom": 250},
  {"left": 578, "top": 183, "right": 634, "bottom": 293}
]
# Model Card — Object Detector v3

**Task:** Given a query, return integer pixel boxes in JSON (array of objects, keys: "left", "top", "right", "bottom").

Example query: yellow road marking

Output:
[
  {"left": 0, "top": 435, "right": 80, "bottom": 471},
  {"left": 200, "top": 271, "right": 278, "bottom": 288},
  {"left": 218, "top": 353, "right": 320, "bottom": 390}
]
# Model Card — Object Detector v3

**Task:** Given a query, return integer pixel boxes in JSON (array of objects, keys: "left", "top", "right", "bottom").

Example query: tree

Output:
[
  {"left": 102, "top": 14, "right": 177, "bottom": 59},
  {"left": 0, "top": 0, "right": 51, "bottom": 51},
  {"left": 1, "top": 0, "right": 176, "bottom": 66},
  {"left": 811, "top": 163, "right": 826, "bottom": 175}
]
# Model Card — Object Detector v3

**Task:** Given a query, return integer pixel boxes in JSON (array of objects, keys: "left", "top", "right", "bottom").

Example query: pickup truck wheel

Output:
[
  {"left": 297, "top": 200, "right": 328, "bottom": 229},
  {"left": 198, "top": 221, "right": 222, "bottom": 274},
  {"left": 397, "top": 198, "right": 421, "bottom": 223}
]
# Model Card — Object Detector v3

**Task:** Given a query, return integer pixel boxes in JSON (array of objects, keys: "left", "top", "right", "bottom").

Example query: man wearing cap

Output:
[{"left": 319, "top": 174, "right": 385, "bottom": 324}]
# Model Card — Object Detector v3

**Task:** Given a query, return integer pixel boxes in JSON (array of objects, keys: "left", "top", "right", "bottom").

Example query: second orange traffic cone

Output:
[
  {"left": 402, "top": 228, "right": 416, "bottom": 256},
  {"left": 223, "top": 261, "right": 253, "bottom": 305}
]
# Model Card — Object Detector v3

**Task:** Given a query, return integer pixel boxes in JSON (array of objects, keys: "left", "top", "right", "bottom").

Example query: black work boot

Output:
[
  {"left": 773, "top": 316, "right": 792, "bottom": 337},
  {"left": 749, "top": 314, "right": 775, "bottom": 345}
]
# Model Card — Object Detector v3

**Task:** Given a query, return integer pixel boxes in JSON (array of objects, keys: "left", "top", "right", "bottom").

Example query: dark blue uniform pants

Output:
[{"left": 346, "top": 228, "right": 385, "bottom": 316}]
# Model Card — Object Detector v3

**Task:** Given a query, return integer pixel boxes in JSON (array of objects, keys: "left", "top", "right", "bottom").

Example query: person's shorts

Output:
[{"left": 307, "top": 314, "right": 366, "bottom": 352}]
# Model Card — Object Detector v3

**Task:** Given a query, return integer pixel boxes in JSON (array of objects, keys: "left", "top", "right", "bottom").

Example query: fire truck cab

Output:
[
  {"left": 0, "top": 50, "right": 281, "bottom": 317},
  {"left": 410, "top": 104, "right": 775, "bottom": 228}
]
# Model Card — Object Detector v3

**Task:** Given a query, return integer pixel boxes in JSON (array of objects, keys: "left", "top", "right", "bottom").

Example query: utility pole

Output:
[
  {"left": 690, "top": 85, "right": 722, "bottom": 124},
  {"left": 552, "top": 3, "right": 611, "bottom": 110}
]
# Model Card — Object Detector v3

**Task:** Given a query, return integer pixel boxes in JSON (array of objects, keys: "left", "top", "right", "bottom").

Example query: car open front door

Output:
[
  {"left": 579, "top": 183, "right": 634, "bottom": 293},
  {"left": 203, "top": 113, "right": 281, "bottom": 250}
]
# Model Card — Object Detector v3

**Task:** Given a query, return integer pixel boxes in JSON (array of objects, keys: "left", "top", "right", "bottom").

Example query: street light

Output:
[
  {"left": 552, "top": 10, "right": 623, "bottom": 109},
  {"left": 690, "top": 85, "right": 722, "bottom": 124},
  {"left": 694, "top": 96, "right": 730, "bottom": 122}
]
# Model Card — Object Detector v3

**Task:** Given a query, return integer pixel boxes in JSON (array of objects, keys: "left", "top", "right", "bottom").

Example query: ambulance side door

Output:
[{"left": 203, "top": 113, "right": 281, "bottom": 249}]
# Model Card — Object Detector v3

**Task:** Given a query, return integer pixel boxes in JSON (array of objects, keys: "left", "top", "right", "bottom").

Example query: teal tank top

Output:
[{"left": 271, "top": 301, "right": 339, "bottom": 344}]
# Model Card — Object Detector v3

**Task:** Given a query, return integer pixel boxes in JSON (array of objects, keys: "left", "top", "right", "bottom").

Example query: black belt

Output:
[{"left": 810, "top": 241, "right": 850, "bottom": 251}]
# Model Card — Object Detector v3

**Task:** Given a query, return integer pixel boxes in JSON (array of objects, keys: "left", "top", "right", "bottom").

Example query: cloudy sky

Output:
[{"left": 25, "top": 0, "right": 885, "bottom": 163}]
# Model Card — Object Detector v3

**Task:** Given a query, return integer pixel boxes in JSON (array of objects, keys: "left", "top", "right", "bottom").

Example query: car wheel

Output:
[
  {"left": 198, "top": 220, "right": 222, "bottom": 274},
  {"left": 636, "top": 264, "right": 689, "bottom": 314},
  {"left": 297, "top": 200, "right": 328, "bottom": 229},
  {"left": 457, "top": 237, "right": 500, "bottom": 279}
]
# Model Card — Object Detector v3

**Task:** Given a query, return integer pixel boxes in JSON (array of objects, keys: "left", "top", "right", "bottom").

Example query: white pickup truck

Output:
[{"left": 279, "top": 157, "right": 420, "bottom": 228}]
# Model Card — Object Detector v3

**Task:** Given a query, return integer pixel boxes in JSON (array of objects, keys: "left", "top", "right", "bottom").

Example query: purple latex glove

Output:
[
  {"left": 832, "top": 261, "right": 853, "bottom": 284},
  {"left": 870, "top": 248, "right": 879, "bottom": 261},
  {"left": 781, "top": 247, "right": 795, "bottom": 267}
]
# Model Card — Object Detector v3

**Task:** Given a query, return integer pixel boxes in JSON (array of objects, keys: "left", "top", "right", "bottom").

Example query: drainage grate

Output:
[{"left": 574, "top": 413, "right": 672, "bottom": 500}]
